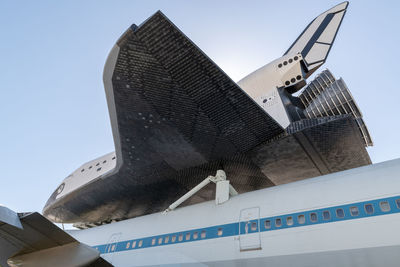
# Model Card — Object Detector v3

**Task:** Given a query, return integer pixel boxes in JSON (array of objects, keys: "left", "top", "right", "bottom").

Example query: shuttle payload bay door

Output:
[{"left": 239, "top": 207, "right": 261, "bottom": 251}]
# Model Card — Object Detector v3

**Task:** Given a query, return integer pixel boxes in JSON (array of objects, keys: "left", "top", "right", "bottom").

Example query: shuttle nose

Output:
[{"left": 42, "top": 183, "right": 67, "bottom": 222}]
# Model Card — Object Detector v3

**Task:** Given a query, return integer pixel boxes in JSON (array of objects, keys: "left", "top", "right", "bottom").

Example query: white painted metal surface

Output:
[{"left": 239, "top": 207, "right": 261, "bottom": 251}]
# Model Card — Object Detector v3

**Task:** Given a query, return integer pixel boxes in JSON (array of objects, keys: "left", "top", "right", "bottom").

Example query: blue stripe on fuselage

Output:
[{"left": 93, "top": 195, "right": 400, "bottom": 254}]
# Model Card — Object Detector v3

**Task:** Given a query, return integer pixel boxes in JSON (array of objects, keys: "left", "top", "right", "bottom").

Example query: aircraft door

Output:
[
  {"left": 239, "top": 207, "right": 261, "bottom": 251},
  {"left": 103, "top": 232, "right": 122, "bottom": 263}
]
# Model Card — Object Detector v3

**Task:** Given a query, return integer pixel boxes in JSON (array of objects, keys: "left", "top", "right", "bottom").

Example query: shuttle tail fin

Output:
[{"left": 284, "top": 2, "right": 348, "bottom": 76}]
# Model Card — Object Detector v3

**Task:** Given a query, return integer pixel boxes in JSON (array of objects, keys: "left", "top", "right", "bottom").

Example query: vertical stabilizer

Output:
[{"left": 284, "top": 2, "right": 349, "bottom": 76}]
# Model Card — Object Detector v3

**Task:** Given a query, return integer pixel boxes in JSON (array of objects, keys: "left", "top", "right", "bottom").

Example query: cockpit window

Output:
[{"left": 56, "top": 183, "right": 65, "bottom": 195}]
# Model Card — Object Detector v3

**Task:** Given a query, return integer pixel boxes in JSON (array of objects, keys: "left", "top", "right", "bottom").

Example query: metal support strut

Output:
[{"left": 163, "top": 170, "right": 238, "bottom": 213}]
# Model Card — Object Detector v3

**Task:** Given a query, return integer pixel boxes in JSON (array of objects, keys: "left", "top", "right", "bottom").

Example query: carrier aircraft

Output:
[{"left": 2, "top": 2, "right": 399, "bottom": 267}]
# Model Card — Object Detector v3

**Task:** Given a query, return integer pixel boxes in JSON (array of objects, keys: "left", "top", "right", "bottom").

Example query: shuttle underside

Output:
[{"left": 43, "top": 3, "right": 372, "bottom": 225}]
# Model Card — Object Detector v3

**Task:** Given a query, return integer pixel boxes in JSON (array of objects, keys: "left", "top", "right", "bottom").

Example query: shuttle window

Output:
[
  {"left": 251, "top": 222, "right": 257, "bottom": 231},
  {"left": 396, "top": 199, "right": 400, "bottom": 209},
  {"left": 350, "top": 206, "right": 359, "bottom": 216},
  {"left": 158, "top": 237, "right": 163, "bottom": 245},
  {"left": 112, "top": 156, "right": 116, "bottom": 160},
  {"left": 193, "top": 232, "right": 198, "bottom": 239},
  {"left": 275, "top": 218, "right": 282, "bottom": 227},
  {"left": 81, "top": 169, "right": 85, "bottom": 172},
  {"left": 89, "top": 166, "right": 92, "bottom": 169},
  {"left": 126, "top": 242, "right": 130, "bottom": 249},
  {"left": 201, "top": 230, "right": 206, "bottom": 238},
  {"left": 336, "top": 208, "right": 344, "bottom": 218},
  {"left": 151, "top": 238, "right": 156, "bottom": 245},
  {"left": 365, "top": 204, "right": 374, "bottom": 215},
  {"left": 96, "top": 163, "right": 100, "bottom": 166},
  {"left": 310, "top": 213, "right": 317, "bottom": 222},
  {"left": 132, "top": 241, "right": 136, "bottom": 248},
  {"left": 56, "top": 183, "right": 65, "bottom": 195},
  {"left": 164, "top": 236, "right": 169, "bottom": 243},
  {"left": 178, "top": 234, "right": 183, "bottom": 242},
  {"left": 185, "top": 233, "right": 191, "bottom": 240},
  {"left": 322, "top": 211, "right": 331, "bottom": 220},
  {"left": 171, "top": 235, "right": 176, "bottom": 242},
  {"left": 138, "top": 240, "right": 143, "bottom": 247},
  {"left": 264, "top": 220, "right": 271, "bottom": 229},
  {"left": 217, "top": 228, "right": 223, "bottom": 236},
  {"left": 103, "top": 160, "right": 107, "bottom": 164},
  {"left": 286, "top": 216, "right": 293, "bottom": 226},
  {"left": 298, "top": 215, "right": 305, "bottom": 224},
  {"left": 380, "top": 201, "right": 390, "bottom": 212},
  {"left": 97, "top": 167, "right": 101, "bottom": 171}
]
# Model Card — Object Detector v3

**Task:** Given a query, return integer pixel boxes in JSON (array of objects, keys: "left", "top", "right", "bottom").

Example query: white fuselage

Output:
[{"left": 69, "top": 158, "right": 400, "bottom": 266}]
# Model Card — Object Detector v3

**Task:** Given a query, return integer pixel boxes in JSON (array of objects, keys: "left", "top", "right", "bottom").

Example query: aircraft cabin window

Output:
[
  {"left": 286, "top": 216, "right": 293, "bottom": 226},
  {"left": 365, "top": 204, "right": 374, "bottom": 215},
  {"left": 171, "top": 235, "right": 176, "bottom": 242},
  {"left": 310, "top": 213, "right": 317, "bottom": 222},
  {"left": 126, "top": 242, "right": 130, "bottom": 249},
  {"left": 111, "top": 244, "right": 116, "bottom": 251},
  {"left": 396, "top": 199, "right": 400, "bottom": 209},
  {"left": 151, "top": 238, "right": 156, "bottom": 245},
  {"left": 217, "top": 228, "right": 223, "bottom": 236},
  {"left": 201, "top": 230, "right": 206, "bottom": 238},
  {"left": 138, "top": 240, "right": 143, "bottom": 247},
  {"left": 132, "top": 241, "right": 136, "bottom": 248},
  {"left": 336, "top": 208, "right": 345, "bottom": 218},
  {"left": 193, "top": 232, "right": 198, "bottom": 239},
  {"left": 275, "top": 218, "right": 282, "bottom": 227},
  {"left": 322, "top": 211, "right": 331, "bottom": 220},
  {"left": 178, "top": 234, "right": 183, "bottom": 242},
  {"left": 251, "top": 222, "right": 257, "bottom": 231},
  {"left": 164, "top": 236, "right": 169, "bottom": 243},
  {"left": 298, "top": 215, "right": 305, "bottom": 224},
  {"left": 158, "top": 237, "right": 163, "bottom": 245},
  {"left": 264, "top": 220, "right": 271, "bottom": 229},
  {"left": 350, "top": 206, "right": 359, "bottom": 216},
  {"left": 186, "top": 233, "right": 191, "bottom": 240},
  {"left": 380, "top": 201, "right": 391, "bottom": 212}
]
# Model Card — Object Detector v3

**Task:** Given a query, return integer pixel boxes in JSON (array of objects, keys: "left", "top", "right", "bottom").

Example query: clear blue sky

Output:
[{"left": 1, "top": 0, "right": 399, "bottom": 213}]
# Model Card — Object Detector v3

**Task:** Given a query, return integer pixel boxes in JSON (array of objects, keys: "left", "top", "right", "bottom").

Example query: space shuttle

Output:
[
  {"left": 42, "top": 1, "right": 370, "bottom": 226},
  {"left": 3, "top": 2, "right": 397, "bottom": 267}
]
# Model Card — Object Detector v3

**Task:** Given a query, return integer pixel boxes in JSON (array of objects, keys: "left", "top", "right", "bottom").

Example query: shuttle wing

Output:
[
  {"left": 284, "top": 2, "right": 348, "bottom": 76},
  {"left": 0, "top": 206, "right": 111, "bottom": 267}
]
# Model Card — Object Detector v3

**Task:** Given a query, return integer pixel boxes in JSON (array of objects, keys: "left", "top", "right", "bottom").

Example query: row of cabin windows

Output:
[
  {"left": 124, "top": 228, "right": 224, "bottom": 249},
  {"left": 114, "top": 199, "right": 400, "bottom": 251},
  {"left": 125, "top": 240, "right": 143, "bottom": 250},
  {"left": 264, "top": 200, "right": 396, "bottom": 229},
  {"left": 81, "top": 156, "right": 116, "bottom": 173}
]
